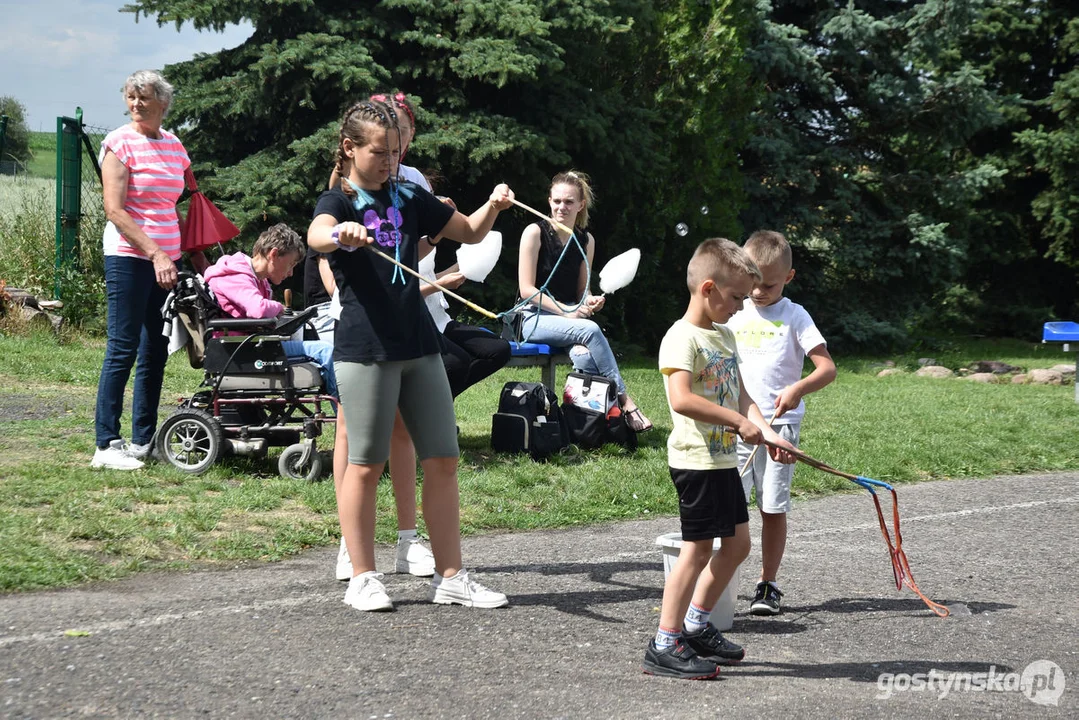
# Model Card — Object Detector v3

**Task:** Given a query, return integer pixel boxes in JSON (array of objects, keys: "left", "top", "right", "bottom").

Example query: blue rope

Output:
[{"left": 497, "top": 222, "right": 591, "bottom": 343}]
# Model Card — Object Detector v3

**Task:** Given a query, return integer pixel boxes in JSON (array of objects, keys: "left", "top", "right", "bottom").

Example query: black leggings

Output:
[{"left": 441, "top": 321, "right": 512, "bottom": 398}]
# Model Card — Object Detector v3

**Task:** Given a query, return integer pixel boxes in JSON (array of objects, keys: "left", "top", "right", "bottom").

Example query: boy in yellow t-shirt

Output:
[{"left": 643, "top": 238, "right": 796, "bottom": 680}]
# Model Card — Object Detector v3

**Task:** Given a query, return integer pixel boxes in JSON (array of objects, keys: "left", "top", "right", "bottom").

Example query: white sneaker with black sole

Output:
[
  {"left": 430, "top": 569, "right": 508, "bottom": 608},
  {"left": 343, "top": 571, "right": 393, "bottom": 612}
]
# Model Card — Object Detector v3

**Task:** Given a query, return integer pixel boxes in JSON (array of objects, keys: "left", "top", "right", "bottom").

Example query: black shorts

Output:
[{"left": 669, "top": 467, "right": 749, "bottom": 541}]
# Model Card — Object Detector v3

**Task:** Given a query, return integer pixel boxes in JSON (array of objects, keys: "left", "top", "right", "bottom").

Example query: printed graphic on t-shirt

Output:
[
  {"left": 363, "top": 207, "right": 403, "bottom": 248},
  {"left": 734, "top": 317, "right": 786, "bottom": 350},
  {"left": 696, "top": 347, "right": 738, "bottom": 457}
]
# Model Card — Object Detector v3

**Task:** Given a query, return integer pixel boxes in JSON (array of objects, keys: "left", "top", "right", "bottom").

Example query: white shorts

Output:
[{"left": 738, "top": 423, "right": 800, "bottom": 514}]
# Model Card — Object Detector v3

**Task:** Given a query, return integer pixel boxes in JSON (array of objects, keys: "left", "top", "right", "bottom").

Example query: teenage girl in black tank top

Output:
[{"left": 516, "top": 170, "right": 653, "bottom": 432}]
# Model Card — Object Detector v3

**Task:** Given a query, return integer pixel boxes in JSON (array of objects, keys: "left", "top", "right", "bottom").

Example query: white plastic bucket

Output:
[{"left": 655, "top": 532, "right": 740, "bottom": 631}]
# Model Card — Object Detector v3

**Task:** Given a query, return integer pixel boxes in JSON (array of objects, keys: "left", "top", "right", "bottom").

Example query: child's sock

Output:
[
  {"left": 683, "top": 602, "right": 712, "bottom": 634},
  {"left": 654, "top": 625, "right": 680, "bottom": 650},
  {"left": 397, "top": 529, "right": 417, "bottom": 542}
]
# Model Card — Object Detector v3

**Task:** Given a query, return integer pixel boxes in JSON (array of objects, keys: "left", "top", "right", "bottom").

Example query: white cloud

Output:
[{"left": 0, "top": 1, "right": 251, "bottom": 131}]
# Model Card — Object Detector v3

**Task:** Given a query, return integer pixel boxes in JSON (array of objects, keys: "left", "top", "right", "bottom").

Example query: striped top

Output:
[{"left": 99, "top": 125, "right": 190, "bottom": 261}]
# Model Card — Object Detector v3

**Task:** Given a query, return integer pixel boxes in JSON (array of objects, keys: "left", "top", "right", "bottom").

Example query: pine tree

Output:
[
  {"left": 125, "top": 0, "right": 755, "bottom": 346},
  {"left": 741, "top": 0, "right": 1002, "bottom": 347}
]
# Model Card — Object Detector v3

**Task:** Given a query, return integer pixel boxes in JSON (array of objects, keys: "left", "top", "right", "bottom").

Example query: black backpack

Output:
[
  {"left": 560, "top": 372, "right": 638, "bottom": 451},
  {"left": 491, "top": 381, "right": 570, "bottom": 461}
]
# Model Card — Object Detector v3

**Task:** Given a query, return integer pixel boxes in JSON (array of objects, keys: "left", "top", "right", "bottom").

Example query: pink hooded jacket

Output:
[{"left": 203, "top": 252, "right": 284, "bottom": 320}]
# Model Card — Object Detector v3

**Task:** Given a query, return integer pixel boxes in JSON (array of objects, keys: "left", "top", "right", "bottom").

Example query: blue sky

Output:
[{"left": 1, "top": 0, "right": 252, "bottom": 132}]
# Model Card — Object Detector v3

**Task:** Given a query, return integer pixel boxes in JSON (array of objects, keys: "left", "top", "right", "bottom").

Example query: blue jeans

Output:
[
  {"left": 95, "top": 255, "right": 173, "bottom": 448},
  {"left": 282, "top": 340, "right": 338, "bottom": 399},
  {"left": 519, "top": 308, "right": 626, "bottom": 394}
]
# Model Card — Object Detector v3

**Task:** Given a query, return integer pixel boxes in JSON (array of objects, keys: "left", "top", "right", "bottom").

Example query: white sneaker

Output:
[
  {"left": 335, "top": 537, "right": 353, "bottom": 581},
  {"left": 90, "top": 440, "right": 145, "bottom": 470},
  {"left": 126, "top": 442, "right": 152, "bottom": 461},
  {"left": 343, "top": 571, "right": 393, "bottom": 612},
  {"left": 396, "top": 536, "right": 436, "bottom": 577},
  {"left": 430, "top": 568, "right": 508, "bottom": 608}
]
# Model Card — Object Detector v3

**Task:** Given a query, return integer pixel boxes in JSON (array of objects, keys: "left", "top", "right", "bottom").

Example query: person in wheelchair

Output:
[{"left": 203, "top": 223, "right": 338, "bottom": 399}]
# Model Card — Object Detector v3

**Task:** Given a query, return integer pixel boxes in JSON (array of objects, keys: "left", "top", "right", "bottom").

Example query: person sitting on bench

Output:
[{"left": 516, "top": 170, "right": 652, "bottom": 432}]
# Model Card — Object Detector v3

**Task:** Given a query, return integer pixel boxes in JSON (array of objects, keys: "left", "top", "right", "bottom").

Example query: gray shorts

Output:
[
  {"left": 334, "top": 354, "right": 458, "bottom": 465},
  {"left": 737, "top": 422, "right": 800, "bottom": 514}
]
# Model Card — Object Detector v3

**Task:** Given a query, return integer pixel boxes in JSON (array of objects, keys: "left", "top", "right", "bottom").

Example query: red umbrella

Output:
[{"left": 180, "top": 169, "right": 240, "bottom": 252}]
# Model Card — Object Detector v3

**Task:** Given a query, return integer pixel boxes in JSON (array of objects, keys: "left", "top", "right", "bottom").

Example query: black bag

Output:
[
  {"left": 500, "top": 310, "right": 524, "bottom": 343},
  {"left": 491, "top": 381, "right": 570, "bottom": 460},
  {"left": 561, "top": 372, "right": 638, "bottom": 451}
]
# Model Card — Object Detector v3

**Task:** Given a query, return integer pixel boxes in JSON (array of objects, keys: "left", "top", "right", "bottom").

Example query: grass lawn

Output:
[
  {"left": 26, "top": 131, "right": 57, "bottom": 178},
  {"left": 1, "top": 328, "right": 1077, "bottom": 592}
]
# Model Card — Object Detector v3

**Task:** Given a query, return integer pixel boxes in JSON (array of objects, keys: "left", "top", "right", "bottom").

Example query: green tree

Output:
[
  {"left": 124, "top": 0, "right": 755, "bottom": 349},
  {"left": 0, "top": 96, "right": 32, "bottom": 167},
  {"left": 740, "top": 0, "right": 1005, "bottom": 348},
  {"left": 932, "top": 0, "right": 1079, "bottom": 335}
]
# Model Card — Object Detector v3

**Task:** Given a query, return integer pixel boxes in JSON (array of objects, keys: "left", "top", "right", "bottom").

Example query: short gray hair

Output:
[{"left": 123, "top": 70, "right": 174, "bottom": 116}]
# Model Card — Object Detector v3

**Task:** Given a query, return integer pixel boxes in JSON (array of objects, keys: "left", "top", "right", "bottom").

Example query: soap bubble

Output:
[
  {"left": 675, "top": 223, "right": 689, "bottom": 237},
  {"left": 700, "top": 205, "right": 710, "bottom": 216}
]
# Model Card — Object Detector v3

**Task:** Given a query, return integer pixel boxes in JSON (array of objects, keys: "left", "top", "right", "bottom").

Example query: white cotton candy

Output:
[
  {"left": 457, "top": 231, "right": 502, "bottom": 283},
  {"left": 598, "top": 248, "right": 641, "bottom": 295}
]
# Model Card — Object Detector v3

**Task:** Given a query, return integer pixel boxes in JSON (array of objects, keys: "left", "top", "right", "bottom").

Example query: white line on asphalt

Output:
[
  {"left": 790, "top": 496, "right": 1079, "bottom": 538},
  {"left": 0, "top": 592, "right": 335, "bottom": 648}
]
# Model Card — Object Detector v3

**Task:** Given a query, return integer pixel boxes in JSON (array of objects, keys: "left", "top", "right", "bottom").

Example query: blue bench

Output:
[
  {"left": 505, "top": 341, "right": 571, "bottom": 389},
  {"left": 1042, "top": 321, "right": 1079, "bottom": 402}
]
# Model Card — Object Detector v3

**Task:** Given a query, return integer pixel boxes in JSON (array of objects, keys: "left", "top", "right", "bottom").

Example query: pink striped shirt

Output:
[{"left": 100, "top": 125, "right": 190, "bottom": 261}]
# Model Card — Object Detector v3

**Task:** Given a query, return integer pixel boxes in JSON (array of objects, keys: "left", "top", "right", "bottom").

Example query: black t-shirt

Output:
[
  {"left": 533, "top": 220, "right": 586, "bottom": 305},
  {"left": 312, "top": 184, "right": 455, "bottom": 362},
  {"left": 303, "top": 251, "right": 331, "bottom": 306}
]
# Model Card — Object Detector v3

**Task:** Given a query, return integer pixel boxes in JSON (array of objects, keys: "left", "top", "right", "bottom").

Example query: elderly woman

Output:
[{"left": 91, "top": 70, "right": 190, "bottom": 470}]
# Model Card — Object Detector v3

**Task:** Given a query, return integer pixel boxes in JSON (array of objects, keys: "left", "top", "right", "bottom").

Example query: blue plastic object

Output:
[
  {"left": 1042, "top": 321, "right": 1079, "bottom": 342},
  {"left": 509, "top": 341, "right": 553, "bottom": 357}
]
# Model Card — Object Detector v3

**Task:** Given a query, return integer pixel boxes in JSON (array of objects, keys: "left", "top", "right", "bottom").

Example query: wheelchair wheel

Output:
[
  {"left": 156, "top": 408, "right": 223, "bottom": 474},
  {"left": 278, "top": 442, "right": 323, "bottom": 482}
]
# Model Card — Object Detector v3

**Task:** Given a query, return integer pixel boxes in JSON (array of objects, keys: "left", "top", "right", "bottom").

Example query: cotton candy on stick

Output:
[
  {"left": 456, "top": 231, "right": 502, "bottom": 282},
  {"left": 598, "top": 248, "right": 641, "bottom": 296}
]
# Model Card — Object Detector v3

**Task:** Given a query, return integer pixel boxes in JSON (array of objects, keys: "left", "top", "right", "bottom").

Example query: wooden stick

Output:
[
  {"left": 738, "top": 410, "right": 779, "bottom": 476},
  {"left": 508, "top": 198, "right": 575, "bottom": 236},
  {"left": 283, "top": 289, "right": 292, "bottom": 309},
  {"left": 363, "top": 247, "right": 498, "bottom": 319},
  {"left": 759, "top": 440, "right": 859, "bottom": 482}
]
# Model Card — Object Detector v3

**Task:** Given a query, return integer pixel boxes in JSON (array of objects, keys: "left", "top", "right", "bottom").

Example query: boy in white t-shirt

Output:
[{"left": 727, "top": 230, "right": 836, "bottom": 615}]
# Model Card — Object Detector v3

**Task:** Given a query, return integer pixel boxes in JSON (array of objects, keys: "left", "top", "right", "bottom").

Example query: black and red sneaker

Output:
[
  {"left": 682, "top": 624, "right": 745, "bottom": 664},
  {"left": 642, "top": 640, "right": 720, "bottom": 680}
]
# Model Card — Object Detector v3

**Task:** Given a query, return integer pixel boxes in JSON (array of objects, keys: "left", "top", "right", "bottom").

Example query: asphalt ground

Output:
[{"left": 1, "top": 472, "right": 1076, "bottom": 719}]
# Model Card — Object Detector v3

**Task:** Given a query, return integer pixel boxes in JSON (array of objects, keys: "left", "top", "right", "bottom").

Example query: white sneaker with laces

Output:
[
  {"left": 126, "top": 442, "right": 152, "bottom": 461},
  {"left": 91, "top": 439, "right": 145, "bottom": 470},
  {"left": 396, "top": 536, "right": 436, "bottom": 576},
  {"left": 335, "top": 537, "right": 353, "bottom": 581},
  {"left": 430, "top": 568, "right": 508, "bottom": 608},
  {"left": 343, "top": 571, "right": 393, "bottom": 612}
]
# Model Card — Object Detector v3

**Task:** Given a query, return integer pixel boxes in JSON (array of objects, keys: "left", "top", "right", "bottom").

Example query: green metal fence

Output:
[{"left": 54, "top": 108, "right": 107, "bottom": 298}]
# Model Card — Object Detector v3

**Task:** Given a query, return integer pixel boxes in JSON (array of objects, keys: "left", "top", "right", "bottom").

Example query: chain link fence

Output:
[{"left": 52, "top": 111, "right": 108, "bottom": 326}]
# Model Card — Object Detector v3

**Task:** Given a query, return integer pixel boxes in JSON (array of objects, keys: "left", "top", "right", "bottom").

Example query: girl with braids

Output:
[
  {"left": 326, "top": 92, "right": 512, "bottom": 585},
  {"left": 307, "top": 99, "right": 514, "bottom": 612},
  {"left": 517, "top": 170, "right": 654, "bottom": 432},
  {"left": 312, "top": 92, "right": 442, "bottom": 582}
]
